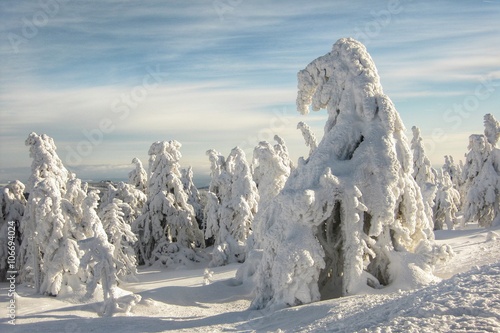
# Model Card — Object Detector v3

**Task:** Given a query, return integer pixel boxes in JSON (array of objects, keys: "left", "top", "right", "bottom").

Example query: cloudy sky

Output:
[{"left": 1, "top": 0, "right": 499, "bottom": 186}]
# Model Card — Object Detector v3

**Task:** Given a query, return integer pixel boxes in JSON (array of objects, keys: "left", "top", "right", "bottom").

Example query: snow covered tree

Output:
[
  {"left": 19, "top": 133, "right": 82, "bottom": 296},
  {"left": 0, "top": 180, "right": 26, "bottom": 281},
  {"left": 252, "top": 38, "right": 448, "bottom": 309},
  {"left": 442, "top": 155, "right": 464, "bottom": 197},
  {"left": 128, "top": 157, "right": 148, "bottom": 192},
  {"left": 101, "top": 181, "right": 146, "bottom": 225},
  {"left": 204, "top": 147, "right": 259, "bottom": 266},
  {"left": 99, "top": 199, "right": 138, "bottom": 279},
  {"left": 251, "top": 137, "right": 292, "bottom": 245},
  {"left": 181, "top": 166, "right": 204, "bottom": 229},
  {"left": 134, "top": 140, "right": 204, "bottom": 266},
  {"left": 297, "top": 121, "right": 318, "bottom": 159},
  {"left": 78, "top": 195, "right": 119, "bottom": 317},
  {"left": 433, "top": 170, "right": 461, "bottom": 230},
  {"left": 411, "top": 126, "right": 437, "bottom": 225},
  {"left": 462, "top": 134, "right": 500, "bottom": 227},
  {"left": 484, "top": 113, "right": 500, "bottom": 147}
]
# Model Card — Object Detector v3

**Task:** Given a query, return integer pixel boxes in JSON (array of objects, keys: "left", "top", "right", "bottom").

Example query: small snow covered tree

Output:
[
  {"left": 252, "top": 38, "right": 448, "bottom": 309},
  {"left": 101, "top": 181, "right": 146, "bottom": 225},
  {"left": 411, "top": 126, "right": 437, "bottom": 225},
  {"left": 181, "top": 166, "right": 204, "bottom": 229},
  {"left": 79, "top": 193, "right": 119, "bottom": 316},
  {"left": 433, "top": 170, "right": 461, "bottom": 230},
  {"left": 442, "top": 155, "right": 464, "bottom": 198},
  {"left": 134, "top": 140, "right": 204, "bottom": 266},
  {"left": 462, "top": 134, "right": 500, "bottom": 227},
  {"left": 484, "top": 113, "right": 500, "bottom": 147},
  {"left": 297, "top": 121, "right": 318, "bottom": 159},
  {"left": 0, "top": 180, "right": 26, "bottom": 281},
  {"left": 19, "top": 133, "right": 82, "bottom": 296},
  {"left": 128, "top": 157, "right": 148, "bottom": 192},
  {"left": 99, "top": 199, "right": 138, "bottom": 279},
  {"left": 251, "top": 137, "right": 292, "bottom": 246},
  {"left": 204, "top": 147, "right": 259, "bottom": 266}
]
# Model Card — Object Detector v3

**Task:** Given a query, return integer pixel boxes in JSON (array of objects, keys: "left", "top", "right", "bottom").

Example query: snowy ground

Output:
[{"left": 1, "top": 224, "right": 499, "bottom": 332}]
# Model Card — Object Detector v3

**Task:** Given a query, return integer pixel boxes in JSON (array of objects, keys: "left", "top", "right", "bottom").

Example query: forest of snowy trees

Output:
[{"left": 1, "top": 38, "right": 499, "bottom": 316}]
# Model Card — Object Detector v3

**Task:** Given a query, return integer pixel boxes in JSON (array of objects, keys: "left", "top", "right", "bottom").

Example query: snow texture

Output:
[
  {"left": 252, "top": 38, "right": 443, "bottom": 310},
  {"left": 134, "top": 140, "right": 205, "bottom": 267}
]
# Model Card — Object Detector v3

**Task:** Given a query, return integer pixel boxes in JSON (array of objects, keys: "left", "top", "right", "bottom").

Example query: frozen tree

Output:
[
  {"left": 297, "top": 121, "right": 318, "bottom": 158},
  {"left": 99, "top": 199, "right": 138, "bottom": 279},
  {"left": 181, "top": 166, "right": 204, "bottom": 229},
  {"left": 443, "top": 155, "right": 464, "bottom": 195},
  {"left": 252, "top": 137, "right": 292, "bottom": 246},
  {"left": 411, "top": 126, "right": 437, "bottom": 225},
  {"left": 128, "top": 157, "right": 148, "bottom": 192},
  {"left": 433, "top": 170, "right": 461, "bottom": 230},
  {"left": 134, "top": 140, "right": 204, "bottom": 266},
  {"left": 204, "top": 147, "right": 259, "bottom": 266},
  {"left": 484, "top": 113, "right": 500, "bottom": 147},
  {"left": 63, "top": 174, "right": 90, "bottom": 240},
  {"left": 0, "top": 180, "right": 26, "bottom": 281},
  {"left": 79, "top": 197, "right": 119, "bottom": 317},
  {"left": 462, "top": 134, "right": 500, "bottom": 227},
  {"left": 101, "top": 181, "right": 146, "bottom": 225},
  {"left": 252, "top": 38, "right": 448, "bottom": 309},
  {"left": 19, "top": 133, "right": 82, "bottom": 296}
]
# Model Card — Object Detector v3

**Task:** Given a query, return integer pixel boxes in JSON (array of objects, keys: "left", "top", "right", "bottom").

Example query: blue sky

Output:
[{"left": 1, "top": 0, "right": 499, "bottom": 186}]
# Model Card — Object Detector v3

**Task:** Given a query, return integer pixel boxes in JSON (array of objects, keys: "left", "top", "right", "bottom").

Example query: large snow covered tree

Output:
[
  {"left": 462, "top": 134, "right": 500, "bottom": 227},
  {"left": 411, "top": 126, "right": 437, "bottom": 226},
  {"left": 134, "top": 140, "right": 204, "bottom": 266},
  {"left": 204, "top": 147, "right": 259, "bottom": 266},
  {"left": 0, "top": 180, "right": 26, "bottom": 281},
  {"left": 19, "top": 133, "right": 81, "bottom": 295},
  {"left": 251, "top": 38, "right": 448, "bottom": 310},
  {"left": 433, "top": 170, "right": 461, "bottom": 230}
]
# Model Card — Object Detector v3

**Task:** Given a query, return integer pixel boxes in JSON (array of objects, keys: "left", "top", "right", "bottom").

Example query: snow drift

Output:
[{"left": 252, "top": 38, "right": 450, "bottom": 309}]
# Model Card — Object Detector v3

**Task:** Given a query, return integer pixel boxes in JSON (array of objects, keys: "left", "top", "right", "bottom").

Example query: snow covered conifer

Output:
[
  {"left": 19, "top": 133, "right": 81, "bottom": 295},
  {"left": 0, "top": 180, "right": 26, "bottom": 281},
  {"left": 484, "top": 113, "right": 500, "bottom": 147},
  {"left": 411, "top": 126, "right": 437, "bottom": 225},
  {"left": 181, "top": 166, "right": 204, "bottom": 229},
  {"left": 99, "top": 199, "right": 138, "bottom": 279},
  {"left": 204, "top": 147, "right": 259, "bottom": 266},
  {"left": 252, "top": 38, "right": 445, "bottom": 309},
  {"left": 443, "top": 155, "right": 464, "bottom": 196},
  {"left": 462, "top": 134, "right": 500, "bottom": 227},
  {"left": 128, "top": 157, "right": 148, "bottom": 192},
  {"left": 433, "top": 170, "right": 461, "bottom": 230},
  {"left": 134, "top": 140, "right": 204, "bottom": 266}
]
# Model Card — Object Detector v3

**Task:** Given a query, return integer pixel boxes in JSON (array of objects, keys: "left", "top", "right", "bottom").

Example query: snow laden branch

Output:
[
  {"left": 252, "top": 38, "right": 452, "bottom": 310},
  {"left": 297, "top": 121, "right": 318, "bottom": 158}
]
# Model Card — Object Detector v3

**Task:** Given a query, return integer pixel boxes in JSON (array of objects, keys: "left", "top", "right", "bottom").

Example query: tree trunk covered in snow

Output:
[{"left": 252, "top": 38, "right": 447, "bottom": 310}]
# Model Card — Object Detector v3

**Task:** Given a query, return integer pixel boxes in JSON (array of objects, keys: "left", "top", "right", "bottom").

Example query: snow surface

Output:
[{"left": 2, "top": 224, "right": 499, "bottom": 332}]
